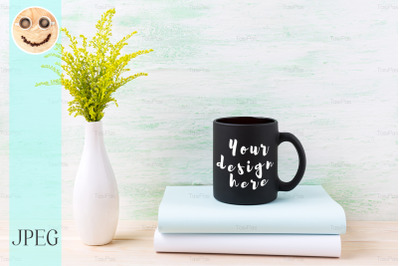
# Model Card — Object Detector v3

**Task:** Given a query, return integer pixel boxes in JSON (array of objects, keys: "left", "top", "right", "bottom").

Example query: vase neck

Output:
[{"left": 84, "top": 121, "right": 105, "bottom": 149}]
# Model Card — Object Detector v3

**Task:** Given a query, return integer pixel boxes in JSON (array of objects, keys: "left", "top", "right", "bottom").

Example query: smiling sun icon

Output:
[{"left": 12, "top": 7, "right": 59, "bottom": 54}]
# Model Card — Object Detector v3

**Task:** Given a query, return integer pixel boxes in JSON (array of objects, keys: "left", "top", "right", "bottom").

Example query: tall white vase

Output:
[{"left": 73, "top": 121, "right": 119, "bottom": 245}]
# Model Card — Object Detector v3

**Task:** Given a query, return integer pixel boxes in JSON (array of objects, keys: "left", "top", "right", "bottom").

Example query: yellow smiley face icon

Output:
[{"left": 12, "top": 7, "right": 59, "bottom": 54}]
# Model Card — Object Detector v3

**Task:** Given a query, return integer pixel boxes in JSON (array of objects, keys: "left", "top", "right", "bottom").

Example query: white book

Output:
[{"left": 154, "top": 228, "right": 341, "bottom": 258}]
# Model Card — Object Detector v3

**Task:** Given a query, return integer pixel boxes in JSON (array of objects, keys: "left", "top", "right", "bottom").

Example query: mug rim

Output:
[{"left": 214, "top": 116, "right": 277, "bottom": 126}]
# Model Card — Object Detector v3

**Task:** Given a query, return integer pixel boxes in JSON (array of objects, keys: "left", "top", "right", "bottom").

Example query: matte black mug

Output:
[{"left": 213, "top": 117, "right": 306, "bottom": 205}]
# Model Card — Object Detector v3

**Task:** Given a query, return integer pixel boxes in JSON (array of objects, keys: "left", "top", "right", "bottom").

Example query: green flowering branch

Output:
[{"left": 36, "top": 8, "right": 153, "bottom": 122}]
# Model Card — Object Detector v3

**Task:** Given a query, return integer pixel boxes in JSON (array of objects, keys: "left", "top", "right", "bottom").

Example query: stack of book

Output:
[{"left": 154, "top": 185, "right": 346, "bottom": 257}]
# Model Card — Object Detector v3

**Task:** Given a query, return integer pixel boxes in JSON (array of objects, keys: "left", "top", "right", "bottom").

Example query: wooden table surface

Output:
[
  {"left": 59, "top": 220, "right": 398, "bottom": 265},
  {"left": 0, "top": 220, "right": 396, "bottom": 265}
]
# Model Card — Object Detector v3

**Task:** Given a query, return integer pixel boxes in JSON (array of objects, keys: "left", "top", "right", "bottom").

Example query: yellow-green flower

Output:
[{"left": 36, "top": 8, "right": 153, "bottom": 122}]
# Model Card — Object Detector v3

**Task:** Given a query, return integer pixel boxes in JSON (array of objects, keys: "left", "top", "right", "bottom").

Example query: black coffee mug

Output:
[{"left": 213, "top": 116, "right": 306, "bottom": 205}]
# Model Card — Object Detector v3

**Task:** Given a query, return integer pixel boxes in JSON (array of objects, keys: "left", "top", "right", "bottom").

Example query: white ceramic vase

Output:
[{"left": 73, "top": 121, "right": 119, "bottom": 245}]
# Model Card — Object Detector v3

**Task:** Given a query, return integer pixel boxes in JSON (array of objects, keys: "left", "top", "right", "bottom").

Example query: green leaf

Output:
[{"left": 37, "top": 8, "right": 153, "bottom": 122}]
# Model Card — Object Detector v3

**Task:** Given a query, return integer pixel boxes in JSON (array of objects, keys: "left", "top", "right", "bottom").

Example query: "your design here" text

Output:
[{"left": 216, "top": 139, "right": 274, "bottom": 190}]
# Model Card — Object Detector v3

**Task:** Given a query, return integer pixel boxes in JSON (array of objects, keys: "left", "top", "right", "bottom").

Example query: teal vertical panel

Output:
[{"left": 9, "top": 1, "right": 61, "bottom": 266}]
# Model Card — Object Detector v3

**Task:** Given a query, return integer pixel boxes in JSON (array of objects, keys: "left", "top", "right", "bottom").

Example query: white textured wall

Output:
[{"left": 0, "top": 0, "right": 398, "bottom": 221}]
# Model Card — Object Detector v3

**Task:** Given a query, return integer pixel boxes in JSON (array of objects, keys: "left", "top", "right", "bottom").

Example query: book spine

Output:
[
  {"left": 154, "top": 229, "right": 341, "bottom": 257},
  {"left": 158, "top": 219, "right": 346, "bottom": 234}
]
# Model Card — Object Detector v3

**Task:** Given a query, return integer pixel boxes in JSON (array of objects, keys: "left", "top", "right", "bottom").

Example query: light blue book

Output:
[{"left": 158, "top": 185, "right": 346, "bottom": 234}]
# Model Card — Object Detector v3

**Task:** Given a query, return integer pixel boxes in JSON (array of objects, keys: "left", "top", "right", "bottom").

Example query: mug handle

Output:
[{"left": 277, "top": 132, "right": 306, "bottom": 191}]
